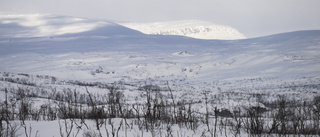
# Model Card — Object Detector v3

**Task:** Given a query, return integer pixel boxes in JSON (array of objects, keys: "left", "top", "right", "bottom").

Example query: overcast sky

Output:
[{"left": 1, "top": 0, "right": 320, "bottom": 38}]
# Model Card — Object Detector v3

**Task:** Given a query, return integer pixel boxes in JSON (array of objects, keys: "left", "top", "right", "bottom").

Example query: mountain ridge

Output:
[
  {"left": 120, "top": 20, "right": 246, "bottom": 40},
  {"left": 0, "top": 14, "right": 319, "bottom": 84}
]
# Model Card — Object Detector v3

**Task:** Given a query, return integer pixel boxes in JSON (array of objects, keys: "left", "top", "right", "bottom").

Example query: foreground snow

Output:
[{"left": 6, "top": 119, "right": 251, "bottom": 137}]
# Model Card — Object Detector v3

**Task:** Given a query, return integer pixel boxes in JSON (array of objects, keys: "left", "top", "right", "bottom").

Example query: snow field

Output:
[{"left": 0, "top": 14, "right": 320, "bottom": 136}]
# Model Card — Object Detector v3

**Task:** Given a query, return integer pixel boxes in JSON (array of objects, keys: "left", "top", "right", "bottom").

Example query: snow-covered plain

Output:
[{"left": 1, "top": 14, "right": 320, "bottom": 136}]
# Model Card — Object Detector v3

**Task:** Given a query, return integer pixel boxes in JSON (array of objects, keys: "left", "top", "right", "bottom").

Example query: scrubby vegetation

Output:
[{"left": 1, "top": 72, "right": 320, "bottom": 136}]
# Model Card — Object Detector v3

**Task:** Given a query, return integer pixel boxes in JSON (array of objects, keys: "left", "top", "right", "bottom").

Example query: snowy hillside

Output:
[
  {"left": 1, "top": 13, "right": 319, "bottom": 105},
  {"left": 0, "top": 14, "right": 319, "bottom": 83},
  {"left": 0, "top": 13, "right": 319, "bottom": 87},
  {"left": 0, "top": 14, "right": 143, "bottom": 38},
  {"left": 0, "top": 14, "right": 320, "bottom": 137},
  {"left": 121, "top": 20, "right": 246, "bottom": 40}
]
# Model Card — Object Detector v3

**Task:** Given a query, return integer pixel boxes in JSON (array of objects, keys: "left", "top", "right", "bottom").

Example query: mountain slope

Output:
[
  {"left": 0, "top": 14, "right": 144, "bottom": 38},
  {"left": 1, "top": 14, "right": 320, "bottom": 137},
  {"left": 0, "top": 14, "right": 319, "bottom": 85},
  {"left": 120, "top": 20, "right": 246, "bottom": 40},
  {"left": 0, "top": 14, "right": 320, "bottom": 121}
]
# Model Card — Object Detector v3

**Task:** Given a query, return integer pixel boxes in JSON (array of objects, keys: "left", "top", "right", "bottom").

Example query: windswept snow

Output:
[
  {"left": 0, "top": 14, "right": 319, "bottom": 111},
  {"left": 121, "top": 20, "right": 246, "bottom": 40},
  {"left": 0, "top": 14, "right": 319, "bottom": 83},
  {"left": 0, "top": 14, "right": 320, "bottom": 137},
  {"left": 0, "top": 14, "right": 142, "bottom": 38}
]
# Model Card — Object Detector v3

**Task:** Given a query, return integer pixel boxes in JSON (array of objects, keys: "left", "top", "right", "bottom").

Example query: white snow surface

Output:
[
  {"left": 121, "top": 20, "right": 246, "bottom": 40},
  {"left": 0, "top": 14, "right": 141, "bottom": 38},
  {"left": 0, "top": 14, "right": 319, "bottom": 83},
  {"left": 0, "top": 14, "right": 320, "bottom": 109},
  {"left": 0, "top": 14, "right": 320, "bottom": 136}
]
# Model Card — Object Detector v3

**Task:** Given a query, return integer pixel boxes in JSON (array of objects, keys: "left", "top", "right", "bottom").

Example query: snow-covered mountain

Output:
[
  {"left": 1, "top": 14, "right": 320, "bottom": 137},
  {"left": 0, "top": 14, "right": 319, "bottom": 82},
  {"left": 121, "top": 20, "right": 246, "bottom": 40},
  {"left": 1, "top": 14, "right": 320, "bottom": 107},
  {"left": 0, "top": 14, "right": 143, "bottom": 38}
]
